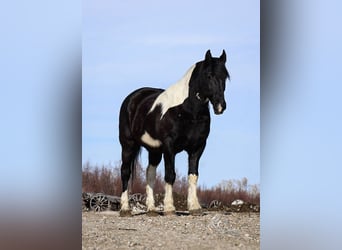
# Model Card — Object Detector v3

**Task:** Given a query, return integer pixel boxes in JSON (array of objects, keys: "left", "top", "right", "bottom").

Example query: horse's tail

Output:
[{"left": 130, "top": 147, "right": 141, "bottom": 188}]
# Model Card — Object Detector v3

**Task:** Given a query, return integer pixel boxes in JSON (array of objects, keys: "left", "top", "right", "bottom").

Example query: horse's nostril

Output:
[{"left": 214, "top": 103, "right": 225, "bottom": 114}]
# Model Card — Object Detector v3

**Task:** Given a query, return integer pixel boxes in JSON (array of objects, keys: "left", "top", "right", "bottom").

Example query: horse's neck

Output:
[
  {"left": 149, "top": 65, "right": 196, "bottom": 117},
  {"left": 183, "top": 94, "right": 209, "bottom": 118}
]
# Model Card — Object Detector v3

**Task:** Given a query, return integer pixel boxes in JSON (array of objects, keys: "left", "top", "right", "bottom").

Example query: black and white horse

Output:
[{"left": 119, "top": 50, "right": 230, "bottom": 216}]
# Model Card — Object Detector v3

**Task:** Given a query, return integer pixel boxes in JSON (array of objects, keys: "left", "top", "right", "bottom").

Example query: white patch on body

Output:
[
  {"left": 187, "top": 174, "right": 201, "bottom": 210},
  {"left": 141, "top": 131, "right": 162, "bottom": 148},
  {"left": 120, "top": 190, "right": 130, "bottom": 211},
  {"left": 146, "top": 165, "right": 157, "bottom": 211},
  {"left": 163, "top": 183, "right": 175, "bottom": 212},
  {"left": 149, "top": 65, "right": 196, "bottom": 118}
]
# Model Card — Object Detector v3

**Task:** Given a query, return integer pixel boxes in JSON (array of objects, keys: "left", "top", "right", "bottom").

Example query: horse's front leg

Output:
[
  {"left": 187, "top": 145, "right": 206, "bottom": 215},
  {"left": 163, "top": 142, "right": 176, "bottom": 214}
]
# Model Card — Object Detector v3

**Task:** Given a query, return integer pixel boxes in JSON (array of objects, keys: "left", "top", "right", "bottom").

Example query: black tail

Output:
[{"left": 130, "top": 147, "right": 141, "bottom": 189}]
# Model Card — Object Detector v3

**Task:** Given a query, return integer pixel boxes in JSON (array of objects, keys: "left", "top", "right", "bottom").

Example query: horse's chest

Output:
[
  {"left": 142, "top": 107, "right": 210, "bottom": 150},
  {"left": 165, "top": 109, "right": 210, "bottom": 135},
  {"left": 174, "top": 119, "right": 209, "bottom": 147}
]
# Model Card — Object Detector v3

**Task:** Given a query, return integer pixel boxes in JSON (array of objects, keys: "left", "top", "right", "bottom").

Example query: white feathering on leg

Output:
[
  {"left": 164, "top": 183, "right": 175, "bottom": 212},
  {"left": 146, "top": 165, "right": 157, "bottom": 211},
  {"left": 187, "top": 174, "right": 201, "bottom": 210},
  {"left": 120, "top": 190, "right": 130, "bottom": 211}
]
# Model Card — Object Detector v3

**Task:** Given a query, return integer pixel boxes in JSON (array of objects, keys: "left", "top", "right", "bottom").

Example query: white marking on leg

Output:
[
  {"left": 120, "top": 190, "right": 130, "bottom": 211},
  {"left": 141, "top": 132, "right": 162, "bottom": 148},
  {"left": 146, "top": 165, "right": 157, "bottom": 211},
  {"left": 187, "top": 174, "right": 201, "bottom": 210},
  {"left": 163, "top": 183, "right": 175, "bottom": 212},
  {"left": 149, "top": 65, "right": 196, "bottom": 118}
]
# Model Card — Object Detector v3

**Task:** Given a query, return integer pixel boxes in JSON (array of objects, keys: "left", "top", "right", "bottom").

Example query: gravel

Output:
[{"left": 82, "top": 211, "right": 259, "bottom": 249}]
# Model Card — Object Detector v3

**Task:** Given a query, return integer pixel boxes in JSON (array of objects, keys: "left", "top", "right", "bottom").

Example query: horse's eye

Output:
[{"left": 207, "top": 73, "right": 213, "bottom": 80}]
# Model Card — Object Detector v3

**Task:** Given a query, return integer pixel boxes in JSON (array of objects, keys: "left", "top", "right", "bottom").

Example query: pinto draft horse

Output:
[{"left": 119, "top": 50, "right": 230, "bottom": 216}]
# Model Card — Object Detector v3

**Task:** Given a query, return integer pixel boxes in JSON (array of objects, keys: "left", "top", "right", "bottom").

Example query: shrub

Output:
[{"left": 82, "top": 161, "right": 259, "bottom": 206}]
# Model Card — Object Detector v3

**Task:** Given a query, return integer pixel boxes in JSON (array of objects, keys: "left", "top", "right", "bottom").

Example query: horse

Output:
[{"left": 118, "top": 50, "right": 230, "bottom": 216}]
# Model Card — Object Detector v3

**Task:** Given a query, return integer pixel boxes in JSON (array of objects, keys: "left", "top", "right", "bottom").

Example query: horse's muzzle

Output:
[{"left": 213, "top": 102, "right": 226, "bottom": 115}]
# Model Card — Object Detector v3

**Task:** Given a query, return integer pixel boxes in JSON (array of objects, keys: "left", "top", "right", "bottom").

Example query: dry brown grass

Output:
[{"left": 82, "top": 161, "right": 259, "bottom": 206}]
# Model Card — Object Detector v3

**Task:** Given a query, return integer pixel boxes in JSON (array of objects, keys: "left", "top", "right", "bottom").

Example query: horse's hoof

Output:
[
  {"left": 163, "top": 210, "right": 176, "bottom": 216},
  {"left": 146, "top": 210, "right": 161, "bottom": 217},
  {"left": 119, "top": 210, "right": 132, "bottom": 217},
  {"left": 189, "top": 209, "right": 203, "bottom": 216}
]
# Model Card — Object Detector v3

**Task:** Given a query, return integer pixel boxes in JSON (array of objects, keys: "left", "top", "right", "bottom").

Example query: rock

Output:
[{"left": 231, "top": 199, "right": 244, "bottom": 206}]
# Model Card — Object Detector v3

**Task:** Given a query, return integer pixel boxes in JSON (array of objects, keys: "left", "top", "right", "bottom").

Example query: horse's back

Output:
[
  {"left": 122, "top": 87, "right": 163, "bottom": 105},
  {"left": 120, "top": 87, "right": 163, "bottom": 117},
  {"left": 119, "top": 87, "right": 163, "bottom": 141}
]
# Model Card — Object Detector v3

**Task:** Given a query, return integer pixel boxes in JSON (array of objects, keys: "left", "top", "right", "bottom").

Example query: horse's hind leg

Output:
[
  {"left": 120, "top": 142, "right": 139, "bottom": 216},
  {"left": 146, "top": 152, "right": 162, "bottom": 214}
]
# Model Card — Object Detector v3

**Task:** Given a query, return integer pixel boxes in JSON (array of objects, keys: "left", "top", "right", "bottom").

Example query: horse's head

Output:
[{"left": 193, "top": 50, "right": 230, "bottom": 115}]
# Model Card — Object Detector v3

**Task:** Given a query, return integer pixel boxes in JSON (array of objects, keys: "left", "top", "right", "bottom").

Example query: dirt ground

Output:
[{"left": 82, "top": 210, "right": 259, "bottom": 250}]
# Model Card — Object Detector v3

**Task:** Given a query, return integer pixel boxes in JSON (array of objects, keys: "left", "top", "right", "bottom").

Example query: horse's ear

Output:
[
  {"left": 205, "top": 50, "right": 212, "bottom": 61},
  {"left": 220, "top": 50, "right": 226, "bottom": 63}
]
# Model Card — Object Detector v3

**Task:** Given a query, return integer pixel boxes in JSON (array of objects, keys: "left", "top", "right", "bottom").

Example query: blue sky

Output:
[
  {"left": 82, "top": 0, "right": 260, "bottom": 187},
  {"left": 2, "top": 1, "right": 342, "bottom": 248}
]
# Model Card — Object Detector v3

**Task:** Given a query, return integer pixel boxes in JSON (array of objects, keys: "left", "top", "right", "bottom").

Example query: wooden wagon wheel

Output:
[
  {"left": 129, "top": 193, "right": 146, "bottom": 203},
  {"left": 135, "top": 193, "right": 146, "bottom": 203},
  {"left": 90, "top": 193, "right": 110, "bottom": 212},
  {"left": 209, "top": 200, "right": 222, "bottom": 209},
  {"left": 82, "top": 192, "right": 91, "bottom": 211}
]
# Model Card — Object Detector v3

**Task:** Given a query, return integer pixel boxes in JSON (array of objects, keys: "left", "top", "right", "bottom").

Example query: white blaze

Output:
[
  {"left": 217, "top": 104, "right": 223, "bottom": 113},
  {"left": 146, "top": 165, "right": 157, "bottom": 211},
  {"left": 149, "top": 65, "right": 195, "bottom": 118},
  {"left": 163, "top": 183, "right": 175, "bottom": 212},
  {"left": 187, "top": 174, "right": 201, "bottom": 210}
]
